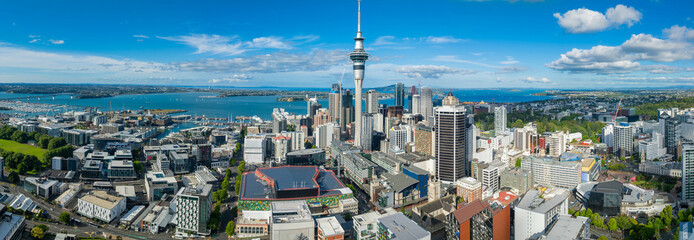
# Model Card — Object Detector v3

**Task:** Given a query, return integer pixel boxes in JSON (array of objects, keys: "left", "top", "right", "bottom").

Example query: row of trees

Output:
[
  {"left": 209, "top": 168, "right": 235, "bottom": 232},
  {"left": 235, "top": 161, "right": 246, "bottom": 195},
  {"left": 570, "top": 205, "right": 683, "bottom": 240},
  {"left": 0, "top": 125, "right": 74, "bottom": 174}
]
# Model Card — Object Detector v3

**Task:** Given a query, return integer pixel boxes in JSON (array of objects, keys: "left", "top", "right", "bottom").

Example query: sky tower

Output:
[{"left": 350, "top": 0, "right": 369, "bottom": 147}]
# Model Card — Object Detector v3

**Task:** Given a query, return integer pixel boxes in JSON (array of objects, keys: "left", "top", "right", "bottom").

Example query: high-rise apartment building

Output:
[
  {"left": 682, "top": 142, "right": 694, "bottom": 203},
  {"left": 175, "top": 184, "right": 213, "bottom": 236},
  {"left": 435, "top": 104, "right": 474, "bottom": 183},
  {"left": 614, "top": 123, "right": 634, "bottom": 157},
  {"left": 341, "top": 90, "right": 354, "bottom": 134},
  {"left": 494, "top": 106, "right": 507, "bottom": 134}
]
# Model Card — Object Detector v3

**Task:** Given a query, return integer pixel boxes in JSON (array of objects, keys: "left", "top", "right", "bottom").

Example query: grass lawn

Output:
[{"left": 0, "top": 139, "right": 46, "bottom": 158}]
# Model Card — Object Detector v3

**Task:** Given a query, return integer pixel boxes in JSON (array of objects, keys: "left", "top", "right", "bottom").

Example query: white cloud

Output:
[
  {"left": 246, "top": 36, "right": 292, "bottom": 49},
  {"left": 523, "top": 77, "right": 551, "bottom": 83},
  {"left": 500, "top": 56, "right": 519, "bottom": 65},
  {"left": 433, "top": 55, "right": 498, "bottom": 68},
  {"left": 605, "top": 4, "right": 642, "bottom": 27},
  {"left": 548, "top": 33, "right": 694, "bottom": 74},
  {"left": 133, "top": 34, "right": 149, "bottom": 39},
  {"left": 663, "top": 25, "right": 694, "bottom": 41},
  {"left": 209, "top": 74, "right": 252, "bottom": 84},
  {"left": 641, "top": 65, "right": 680, "bottom": 74},
  {"left": 174, "top": 49, "right": 347, "bottom": 73},
  {"left": 554, "top": 4, "right": 641, "bottom": 33},
  {"left": 28, "top": 39, "right": 39, "bottom": 43},
  {"left": 392, "top": 65, "right": 474, "bottom": 79},
  {"left": 0, "top": 46, "right": 170, "bottom": 73},
  {"left": 49, "top": 39, "right": 64, "bottom": 45},
  {"left": 159, "top": 34, "right": 296, "bottom": 55},
  {"left": 497, "top": 66, "right": 527, "bottom": 73},
  {"left": 373, "top": 36, "right": 396, "bottom": 46},
  {"left": 425, "top": 36, "right": 464, "bottom": 44},
  {"left": 158, "top": 34, "right": 247, "bottom": 55}
]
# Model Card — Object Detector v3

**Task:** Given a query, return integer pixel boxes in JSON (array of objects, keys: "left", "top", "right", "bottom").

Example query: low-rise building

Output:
[
  {"left": 270, "top": 200, "right": 315, "bottom": 240},
  {"left": 317, "top": 216, "right": 345, "bottom": 240},
  {"left": 0, "top": 208, "right": 26, "bottom": 240},
  {"left": 23, "top": 177, "right": 60, "bottom": 199},
  {"left": 378, "top": 212, "right": 430, "bottom": 240},
  {"left": 144, "top": 171, "right": 178, "bottom": 201},
  {"left": 456, "top": 177, "right": 481, "bottom": 203},
  {"left": 108, "top": 160, "right": 137, "bottom": 180},
  {"left": 514, "top": 190, "right": 569, "bottom": 240},
  {"left": 540, "top": 214, "right": 590, "bottom": 240},
  {"left": 353, "top": 209, "right": 397, "bottom": 240},
  {"left": 77, "top": 191, "right": 127, "bottom": 223},
  {"left": 521, "top": 156, "right": 582, "bottom": 189},
  {"left": 500, "top": 168, "right": 531, "bottom": 194},
  {"left": 412, "top": 195, "right": 456, "bottom": 236}
]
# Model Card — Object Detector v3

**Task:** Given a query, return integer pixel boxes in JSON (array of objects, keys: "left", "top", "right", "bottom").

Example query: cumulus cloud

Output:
[
  {"left": 159, "top": 34, "right": 295, "bottom": 55},
  {"left": 663, "top": 25, "right": 694, "bottom": 41},
  {"left": 554, "top": 4, "right": 641, "bottom": 33},
  {"left": 523, "top": 77, "right": 551, "bottom": 83},
  {"left": 548, "top": 33, "right": 694, "bottom": 74},
  {"left": 392, "top": 65, "right": 474, "bottom": 79},
  {"left": 209, "top": 74, "right": 252, "bottom": 84},
  {"left": 49, "top": 39, "right": 65, "bottom": 45},
  {"left": 173, "top": 49, "right": 347, "bottom": 73}
]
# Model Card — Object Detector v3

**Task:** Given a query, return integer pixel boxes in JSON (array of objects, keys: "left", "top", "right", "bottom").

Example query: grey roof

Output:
[
  {"left": 403, "top": 165, "right": 428, "bottom": 176},
  {"left": 543, "top": 215, "right": 589, "bottom": 239},
  {"left": 286, "top": 148, "right": 325, "bottom": 156},
  {"left": 516, "top": 190, "right": 568, "bottom": 214},
  {"left": 378, "top": 213, "right": 430, "bottom": 240},
  {"left": 387, "top": 173, "right": 419, "bottom": 193}
]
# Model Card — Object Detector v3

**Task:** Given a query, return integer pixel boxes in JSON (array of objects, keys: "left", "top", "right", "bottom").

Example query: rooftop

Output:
[
  {"left": 516, "top": 190, "right": 568, "bottom": 214},
  {"left": 316, "top": 216, "right": 345, "bottom": 237},
  {"left": 543, "top": 214, "right": 589, "bottom": 239},
  {"left": 80, "top": 191, "right": 124, "bottom": 210},
  {"left": 241, "top": 166, "right": 348, "bottom": 200},
  {"left": 270, "top": 200, "right": 313, "bottom": 224},
  {"left": 378, "top": 213, "right": 430, "bottom": 240}
]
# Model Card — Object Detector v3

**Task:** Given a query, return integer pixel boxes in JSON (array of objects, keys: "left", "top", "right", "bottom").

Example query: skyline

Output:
[{"left": 0, "top": 0, "right": 693, "bottom": 89}]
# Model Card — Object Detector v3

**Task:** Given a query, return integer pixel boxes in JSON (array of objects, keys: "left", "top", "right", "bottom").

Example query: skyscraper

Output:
[
  {"left": 341, "top": 90, "right": 355, "bottom": 134},
  {"left": 435, "top": 100, "right": 474, "bottom": 183},
  {"left": 408, "top": 85, "right": 415, "bottom": 112},
  {"left": 361, "top": 114, "right": 373, "bottom": 151},
  {"left": 419, "top": 87, "right": 433, "bottom": 122},
  {"left": 366, "top": 90, "right": 379, "bottom": 114},
  {"left": 411, "top": 94, "right": 421, "bottom": 115},
  {"left": 349, "top": 0, "right": 369, "bottom": 147},
  {"left": 661, "top": 114, "right": 681, "bottom": 156},
  {"left": 329, "top": 84, "right": 342, "bottom": 120},
  {"left": 394, "top": 83, "right": 405, "bottom": 107},
  {"left": 494, "top": 105, "right": 507, "bottom": 134},
  {"left": 683, "top": 142, "right": 694, "bottom": 203}
]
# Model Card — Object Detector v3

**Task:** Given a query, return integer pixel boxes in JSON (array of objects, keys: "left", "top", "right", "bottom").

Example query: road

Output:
[{"left": 2, "top": 182, "right": 174, "bottom": 240}]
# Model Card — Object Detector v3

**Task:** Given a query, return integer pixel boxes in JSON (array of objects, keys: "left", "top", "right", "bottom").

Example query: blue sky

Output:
[{"left": 0, "top": 0, "right": 693, "bottom": 89}]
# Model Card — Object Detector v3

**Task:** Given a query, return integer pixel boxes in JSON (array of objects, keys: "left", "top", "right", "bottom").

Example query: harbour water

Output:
[{"left": 0, "top": 89, "right": 553, "bottom": 120}]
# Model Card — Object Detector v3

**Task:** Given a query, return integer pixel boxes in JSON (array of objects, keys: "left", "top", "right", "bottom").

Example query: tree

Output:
[
  {"left": 226, "top": 221, "right": 236, "bottom": 237},
  {"left": 38, "top": 135, "right": 51, "bottom": 149},
  {"left": 304, "top": 140, "right": 313, "bottom": 149},
  {"left": 59, "top": 211, "right": 71, "bottom": 224},
  {"left": 7, "top": 172, "right": 18, "bottom": 184},
  {"left": 10, "top": 131, "right": 28, "bottom": 143},
  {"left": 597, "top": 237, "right": 608, "bottom": 240},
  {"left": 515, "top": 158, "right": 522, "bottom": 168},
  {"left": 31, "top": 224, "right": 48, "bottom": 239},
  {"left": 608, "top": 218, "right": 619, "bottom": 231},
  {"left": 47, "top": 137, "right": 67, "bottom": 150},
  {"left": 133, "top": 160, "right": 143, "bottom": 173}
]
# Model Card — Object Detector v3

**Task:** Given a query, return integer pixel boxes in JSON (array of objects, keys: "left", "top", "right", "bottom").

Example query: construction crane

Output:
[{"left": 612, "top": 98, "right": 623, "bottom": 123}]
